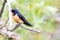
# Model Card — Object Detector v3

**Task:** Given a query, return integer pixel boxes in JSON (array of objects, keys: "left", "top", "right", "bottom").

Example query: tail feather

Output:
[
  {"left": 24, "top": 22, "right": 32, "bottom": 27},
  {"left": 24, "top": 20, "right": 32, "bottom": 27}
]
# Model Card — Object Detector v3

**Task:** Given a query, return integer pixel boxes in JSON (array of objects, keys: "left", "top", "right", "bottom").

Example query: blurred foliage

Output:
[{"left": 0, "top": 0, "right": 60, "bottom": 40}]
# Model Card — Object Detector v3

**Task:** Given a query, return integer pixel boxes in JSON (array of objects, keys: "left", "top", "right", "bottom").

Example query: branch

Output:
[
  {"left": 10, "top": 23, "right": 41, "bottom": 33},
  {"left": 9, "top": 23, "right": 20, "bottom": 31},
  {"left": 20, "top": 24, "right": 41, "bottom": 33},
  {"left": 7, "top": 0, "right": 12, "bottom": 27},
  {"left": 4, "top": 17, "right": 9, "bottom": 26},
  {"left": 0, "top": 19, "right": 22, "bottom": 40},
  {"left": 0, "top": 19, "right": 4, "bottom": 29},
  {"left": 0, "top": 0, "right": 7, "bottom": 18},
  {"left": 0, "top": 26, "right": 22, "bottom": 40}
]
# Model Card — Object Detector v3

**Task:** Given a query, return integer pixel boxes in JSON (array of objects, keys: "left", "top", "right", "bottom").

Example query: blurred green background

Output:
[{"left": 0, "top": 0, "right": 60, "bottom": 40}]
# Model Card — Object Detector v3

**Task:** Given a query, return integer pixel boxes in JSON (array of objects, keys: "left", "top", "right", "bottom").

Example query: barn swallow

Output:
[{"left": 11, "top": 9, "right": 32, "bottom": 26}]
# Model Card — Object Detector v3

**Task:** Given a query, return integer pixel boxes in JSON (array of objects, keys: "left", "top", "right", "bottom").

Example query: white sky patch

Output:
[
  {"left": 35, "top": 1, "right": 45, "bottom": 8},
  {"left": 27, "top": 1, "right": 45, "bottom": 10},
  {"left": 46, "top": 6, "right": 58, "bottom": 16},
  {"left": 10, "top": 0, "right": 16, "bottom": 3},
  {"left": 46, "top": 6, "right": 57, "bottom": 12}
]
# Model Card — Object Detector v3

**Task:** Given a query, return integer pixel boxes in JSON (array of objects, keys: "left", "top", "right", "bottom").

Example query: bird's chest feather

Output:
[{"left": 12, "top": 14, "right": 23, "bottom": 23}]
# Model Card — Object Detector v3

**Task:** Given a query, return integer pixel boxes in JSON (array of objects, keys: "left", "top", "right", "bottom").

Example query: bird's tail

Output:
[{"left": 24, "top": 22, "right": 32, "bottom": 27}]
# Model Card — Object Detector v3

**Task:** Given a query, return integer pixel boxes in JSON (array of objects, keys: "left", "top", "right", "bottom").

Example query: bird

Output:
[{"left": 11, "top": 8, "right": 32, "bottom": 27}]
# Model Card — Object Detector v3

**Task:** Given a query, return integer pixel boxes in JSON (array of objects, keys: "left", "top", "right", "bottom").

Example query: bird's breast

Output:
[{"left": 12, "top": 14, "right": 24, "bottom": 24}]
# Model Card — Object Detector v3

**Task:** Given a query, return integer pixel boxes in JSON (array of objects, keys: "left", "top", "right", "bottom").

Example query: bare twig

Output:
[
  {"left": 11, "top": 23, "right": 41, "bottom": 33},
  {"left": 10, "top": 23, "right": 20, "bottom": 31},
  {"left": 7, "top": 0, "right": 12, "bottom": 28},
  {"left": 0, "top": 26, "right": 22, "bottom": 40},
  {"left": 20, "top": 24, "right": 41, "bottom": 33},
  {"left": 0, "top": 19, "right": 21, "bottom": 40},
  {"left": 0, "top": 0, "right": 7, "bottom": 18},
  {"left": 4, "top": 17, "right": 9, "bottom": 27},
  {"left": 5, "top": 17, "right": 9, "bottom": 24}
]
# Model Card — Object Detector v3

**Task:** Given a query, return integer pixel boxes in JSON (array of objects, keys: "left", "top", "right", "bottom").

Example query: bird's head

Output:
[{"left": 11, "top": 8, "right": 20, "bottom": 15}]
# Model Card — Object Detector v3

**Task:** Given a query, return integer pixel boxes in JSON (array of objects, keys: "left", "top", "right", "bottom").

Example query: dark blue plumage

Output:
[{"left": 11, "top": 9, "right": 32, "bottom": 26}]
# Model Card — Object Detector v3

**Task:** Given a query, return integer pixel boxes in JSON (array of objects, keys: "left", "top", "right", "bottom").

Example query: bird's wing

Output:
[
  {"left": 17, "top": 14, "right": 32, "bottom": 26},
  {"left": 17, "top": 14, "right": 27, "bottom": 22}
]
